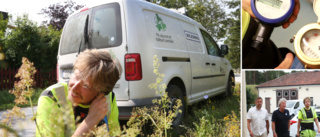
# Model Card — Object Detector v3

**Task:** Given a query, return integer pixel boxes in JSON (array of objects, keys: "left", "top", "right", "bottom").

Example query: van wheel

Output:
[
  {"left": 167, "top": 85, "right": 185, "bottom": 127},
  {"left": 226, "top": 75, "right": 235, "bottom": 97}
]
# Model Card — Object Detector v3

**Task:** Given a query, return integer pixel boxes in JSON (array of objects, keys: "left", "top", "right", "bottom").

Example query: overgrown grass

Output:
[
  {"left": 246, "top": 85, "right": 258, "bottom": 95},
  {"left": 134, "top": 83, "right": 241, "bottom": 136},
  {"left": 0, "top": 88, "right": 43, "bottom": 111}
]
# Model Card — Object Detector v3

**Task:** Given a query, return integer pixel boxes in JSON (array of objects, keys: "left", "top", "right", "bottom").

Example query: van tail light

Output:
[
  {"left": 290, "top": 120, "right": 297, "bottom": 125},
  {"left": 80, "top": 7, "right": 89, "bottom": 12},
  {"left": 125, "top": 54, "right": 142, "bottom": 80},
  {"left": 56, "top": 64, "right": 59, "bottom": 82}
]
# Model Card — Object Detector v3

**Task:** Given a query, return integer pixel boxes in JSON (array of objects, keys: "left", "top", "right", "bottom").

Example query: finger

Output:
[
  {"left": 282, "top": 22, "right": 290, "bottom": 29},
  {"left": 293, "top": 0, "right": 300, "bottom": 16},
  {"left": 275, "top": 53, "right": 294, "bottom": 69},
  {"left": 288, "top": 14, "right": 297, "bottom": 23}
]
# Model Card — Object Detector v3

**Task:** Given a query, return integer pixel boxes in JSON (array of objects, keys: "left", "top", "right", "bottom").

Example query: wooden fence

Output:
[{"left": 0, "top": 68, "right": 57, "bottom": 90}]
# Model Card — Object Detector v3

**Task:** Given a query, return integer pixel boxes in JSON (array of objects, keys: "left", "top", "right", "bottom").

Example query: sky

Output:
[
  {"left": 1, "top": 0, "right": 235, "bottom": 25},
  {"left": 0, "top": 0, "right": 105, "bottom": 25}
]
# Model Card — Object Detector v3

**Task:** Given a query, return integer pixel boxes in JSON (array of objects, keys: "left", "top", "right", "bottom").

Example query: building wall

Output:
[{"left": 258, "top": 85, "right": 320, "bottom": 113}]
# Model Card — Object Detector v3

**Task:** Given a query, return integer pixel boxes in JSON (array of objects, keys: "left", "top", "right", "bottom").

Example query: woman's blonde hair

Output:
[{"left": 74, "top": 49, "right": 122, "bottom": 95}]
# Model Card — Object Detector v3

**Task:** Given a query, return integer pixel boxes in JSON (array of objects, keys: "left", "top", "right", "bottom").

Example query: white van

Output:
[
  {"left": 276, "top": 100, "right": 304, "bottom": 118},
  {"left": 57, "top": 0, "right": 234, "bottom": 125},
  {"left": 287, "top": 100, "right": 304, "bottom": 117}
]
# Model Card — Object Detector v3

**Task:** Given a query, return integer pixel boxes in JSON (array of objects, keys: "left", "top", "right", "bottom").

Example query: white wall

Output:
[
  {"left": 258, "top": 85, "right": 320, "bottom": 113},
  {"left": 298, "top": 85, "right": 320, "bottom": 107}
]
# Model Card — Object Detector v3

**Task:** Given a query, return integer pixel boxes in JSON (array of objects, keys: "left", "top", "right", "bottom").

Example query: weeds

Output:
[
  {"left": 1, "top": 56, "right": 240, "bottom": 137},
  {"left": 1, "top": 57, "right": 36, "bottom": 136},
  {"left": 121, "top": 55, "right": 182, "bottom": 136}
]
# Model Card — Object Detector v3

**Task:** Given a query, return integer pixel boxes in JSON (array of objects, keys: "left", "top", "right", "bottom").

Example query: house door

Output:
[{"left": 265, "top": 97, "right": 270, "bottom": 113}]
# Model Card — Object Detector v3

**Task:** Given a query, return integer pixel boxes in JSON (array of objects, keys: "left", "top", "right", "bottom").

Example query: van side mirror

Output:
[{"left": 221, "top": 44, "right": 228, "bottom": 56}]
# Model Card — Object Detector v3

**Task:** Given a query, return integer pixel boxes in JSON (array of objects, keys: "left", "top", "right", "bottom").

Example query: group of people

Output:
[{"left": 247, "top": 97, "right": 320, "bottom": 137}]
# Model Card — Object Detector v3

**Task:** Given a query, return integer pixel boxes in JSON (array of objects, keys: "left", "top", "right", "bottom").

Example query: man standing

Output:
[
  {"left": 272, "top": 98, "right": 291, "bottom": 137},
  {"left": 297, "top": 97, "right": 320, "bottom": 137},
  {"left": 247, "top": 97, "right": 270, "bottom": 137}
]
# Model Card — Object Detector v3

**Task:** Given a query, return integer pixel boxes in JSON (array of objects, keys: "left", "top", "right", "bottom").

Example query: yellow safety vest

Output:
[
  {"left": 36, "top": 83, "right": 120, "bottom": 137},
  {"left": 300, "top": 107, "right": 316, "bottom": 123}
]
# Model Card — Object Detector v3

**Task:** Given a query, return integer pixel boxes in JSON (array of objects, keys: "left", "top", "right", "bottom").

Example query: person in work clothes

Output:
[
  {"left": 297, "top": 97, "right": 320, "bottom": 137},
  {"left": 272, "top": 98, "right": 291, "bottom": 137},
  {"left": 247, "top": 97, "right": 270, "bottom": 137},
  {"left": 36, "top": 49, "right": 122, "bottom": 136}
]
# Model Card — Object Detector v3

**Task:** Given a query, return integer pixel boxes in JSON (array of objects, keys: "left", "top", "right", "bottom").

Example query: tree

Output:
[
  {"left": 187, "top": 0, "right": 228, "bottom": 42},
  {"left": 0, "top": 13, "right": 9, "bottom": 69},
  {"left": 39, "top": 0, "right": 84, "bottom": 30},
  {"left": 3, "top": 14, "right": 61, "bottom": 69},
  {"left": 224, "top": 0, "right": 240, "bottom": 70},
  {"left": 0, "top": 13, "right": 9, "bottom": 47},
  {"left": 150, "top": 0, "right": 188, "bottom": 9}
]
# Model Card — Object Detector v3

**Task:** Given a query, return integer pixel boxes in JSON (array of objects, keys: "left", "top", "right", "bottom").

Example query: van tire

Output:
[
  {"left": 226, "top": 74, "right": 235, "bottom": 97},
  {"left": 167, "top": 85, "right": 185, "bottom": 127}
]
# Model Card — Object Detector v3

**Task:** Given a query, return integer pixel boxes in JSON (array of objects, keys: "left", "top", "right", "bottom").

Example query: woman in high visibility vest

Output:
[
  {"left": 36, "top": 49, "right": 122, "bottom": 136},
  {"left": 297, "top": 97, "right": 320, "bottom": 137}
]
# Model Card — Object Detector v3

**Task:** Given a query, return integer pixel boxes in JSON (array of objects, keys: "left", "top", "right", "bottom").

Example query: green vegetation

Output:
[
  {"left": 168, "top": 83, "right": 240, "bottom": 136},
  {"left": 1, "top": 15, "right": 61, "bottom": 70},
  {"left": 0, "top": 88, "right": 43, "bottom": 111},
  {"left": 246, "top": 85, "right": 258, "bottom": 95}
]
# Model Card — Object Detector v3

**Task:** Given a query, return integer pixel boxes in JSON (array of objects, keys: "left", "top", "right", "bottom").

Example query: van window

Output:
[
  {"left": 200, "top": 30, "right": 220, "bottom": 56},
  {"left": 60, "top": 10, "right": 90, "bottom": 55},
  {"left": 59, "top": 3, "right": 122, "bottom": 55},
  {"left": 91, "top": 3, "right": 122, "bottom": 49},
  {"left": 286, "top": 101, "right": 295, "bottom": 108},
  {"left": 294, "top": 102, "right": 299, "bottom": 108}
]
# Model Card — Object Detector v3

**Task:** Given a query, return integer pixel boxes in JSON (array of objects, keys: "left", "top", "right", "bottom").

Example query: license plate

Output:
[{"left": 62, "top": 69, "right": 73, "bottom": 79}]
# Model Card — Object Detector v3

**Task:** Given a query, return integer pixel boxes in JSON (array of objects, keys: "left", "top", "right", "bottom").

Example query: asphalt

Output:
[{"left": 0, "top": 106, "right": 37, "bottom": 137}]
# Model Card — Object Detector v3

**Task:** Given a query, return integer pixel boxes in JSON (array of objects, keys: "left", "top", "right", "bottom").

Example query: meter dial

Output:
[
  {"left": 256, "top": 0, "right": 288, "bottom": 19},
  {"left": 300, "top": 29, "right": 320, "bottom": 59},
  {"left": 251, "top": 0, "right": 295, "bottom": 26},
  {"left": 294, "top": 23, "right": 320, "bottom": 68}
]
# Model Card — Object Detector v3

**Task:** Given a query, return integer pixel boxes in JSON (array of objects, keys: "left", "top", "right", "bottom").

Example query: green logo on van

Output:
[{"left": 155, "top": 14, "right": 166, "bottom": 31}]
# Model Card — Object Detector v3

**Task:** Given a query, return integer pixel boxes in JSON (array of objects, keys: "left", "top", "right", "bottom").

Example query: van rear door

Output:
[{"left": 58, "top": 2, "right": 129, "bottom": 100}]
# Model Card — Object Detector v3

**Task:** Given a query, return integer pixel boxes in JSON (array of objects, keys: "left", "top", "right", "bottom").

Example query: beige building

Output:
[{"left": 256, "top": 72, "right": 320, "bottom": 113}]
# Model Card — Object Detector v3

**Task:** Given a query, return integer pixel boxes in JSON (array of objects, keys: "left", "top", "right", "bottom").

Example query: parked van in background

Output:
[
  {"left": 286, "top": 100, "right": 304, "bottom": 118},
  {"left": 57, "top": 0, "right": 234, "bottom": 126}
]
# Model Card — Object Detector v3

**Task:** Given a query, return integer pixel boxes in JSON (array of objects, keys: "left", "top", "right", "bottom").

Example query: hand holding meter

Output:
[
  {"left": 250, "top": 0, "right": 295, "bottom": 50},
  {"left": 293, "top": 0, "right": 320, "bottom": 68}
]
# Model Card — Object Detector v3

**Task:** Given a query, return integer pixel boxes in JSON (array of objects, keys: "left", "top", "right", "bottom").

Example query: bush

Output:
[
  {"left": 3, "top": 14, "right": 61, "bottom": 69},
  {"left": 0, "top": 88, "right": 43, "bottom": 111}
]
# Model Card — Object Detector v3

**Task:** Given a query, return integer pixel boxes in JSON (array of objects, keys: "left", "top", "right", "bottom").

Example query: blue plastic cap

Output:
[{"left": 251, "top": 0, "right": 295, "bottom": 26}]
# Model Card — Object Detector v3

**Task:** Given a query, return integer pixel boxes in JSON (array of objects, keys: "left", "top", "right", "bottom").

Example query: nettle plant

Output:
[
  {"left": 1, "top": 57, "right": 37, "bottom": 136},
  {"left": 122, "top": 55, "right": 182, "bottom": 137}
]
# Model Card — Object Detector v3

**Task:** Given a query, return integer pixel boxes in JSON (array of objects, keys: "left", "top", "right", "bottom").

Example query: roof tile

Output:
[{"left": 256, "top": 72, "right": 320, "bottom": 88}]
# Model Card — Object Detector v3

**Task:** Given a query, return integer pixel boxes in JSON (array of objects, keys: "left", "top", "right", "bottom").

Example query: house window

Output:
[
  {"left": 311, "top": 97, "right": 314, "bottom": 106},
  {"left": 284, "top": 91, "right": 289, "bottom": 97},
  {"left": 291, "top": 91, "right": 296, "bottom": 97},
  {"left": 277, "top": 92, "right": 282, "bottom": 97}
]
